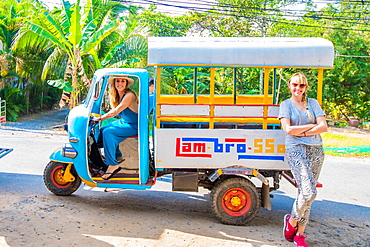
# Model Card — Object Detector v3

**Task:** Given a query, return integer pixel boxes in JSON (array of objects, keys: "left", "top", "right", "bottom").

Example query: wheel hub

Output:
[
  {"left": 222, "top": 187, "right": 252, "bottom": 217},
  {"left": 230, "top": 195, "right": 242, "bottom": 208},
  {"left": 54, "top": 169, "right": 68, "bottom": 184},
  {"left": 224, "top": 189, "right": 246, "bottom": 211}
]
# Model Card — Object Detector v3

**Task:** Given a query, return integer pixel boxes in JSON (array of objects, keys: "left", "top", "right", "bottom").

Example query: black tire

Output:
[
  {"left": 210, "top": 177, "right": 260, "bottom": 225},
  {"left": 43, "top": 161, "right": 81, "bottom": 196}
]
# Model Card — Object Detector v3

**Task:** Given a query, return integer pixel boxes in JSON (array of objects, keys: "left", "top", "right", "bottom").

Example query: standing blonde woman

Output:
[{"left": 278, "top": 73, "right": 328, "bottom": 247}]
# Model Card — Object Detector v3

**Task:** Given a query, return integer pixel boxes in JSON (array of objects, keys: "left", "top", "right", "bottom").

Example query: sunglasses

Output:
[{"left": 291, "top": 83, "right": 307, "bottom": 88}]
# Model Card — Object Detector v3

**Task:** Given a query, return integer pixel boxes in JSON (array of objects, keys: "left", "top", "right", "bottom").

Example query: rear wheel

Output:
[
  {"left": 211, "top": 177, "right": 260, "bottom": 225},
  {"left": 43, "top": 161, "right": 81, "bottom": 196}
]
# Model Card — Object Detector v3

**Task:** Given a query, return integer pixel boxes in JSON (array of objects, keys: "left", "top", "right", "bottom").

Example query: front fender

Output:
[{"left": 49, "top": 147, "right": 74, "bottom": 164}]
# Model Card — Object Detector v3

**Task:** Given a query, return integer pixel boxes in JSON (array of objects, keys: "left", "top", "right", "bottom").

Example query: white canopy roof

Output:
[{"left": 147, "top": 37, "right": 334, "bottom": 68}]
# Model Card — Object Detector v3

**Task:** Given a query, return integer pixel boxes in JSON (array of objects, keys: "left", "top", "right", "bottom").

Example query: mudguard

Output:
[{"left": 49, "top": 147, "right": 74, "bottom": 164}]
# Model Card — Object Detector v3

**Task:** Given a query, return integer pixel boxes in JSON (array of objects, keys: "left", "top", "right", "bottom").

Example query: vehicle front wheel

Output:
[
  {"left": 211, "top": 177, "right": 260, "bottom": 225},
  {"left": 43, "top": 161, "right": 81, "bottom": 196}
]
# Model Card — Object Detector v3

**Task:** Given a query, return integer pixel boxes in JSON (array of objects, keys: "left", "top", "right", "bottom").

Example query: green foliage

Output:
[
  {"left": 160, "top": 67, "right": 264, "bottom": 96},
  {"left": 325, "top": 38, "right": 369, "bottom": 121},
  {"left": 1, "top": 0, "right": 148, "bottom": 115},
  {"left": 16, "top": 0, "right": 126, "bottom": 107},
  {"left": 47, "top": 79, "right": 73, "bottom": 92},
  {"left": 191, "top": 0, "right": 312, "bottom": 37},
  {"left": 235, "top": 68, "right": 261, "bottom": 95},
  {"left": 160, "top": 67, "right": 195, "bottom": 94},
  {"left": 137, "top": 5, "right": 193, "bottom": 37},
  {"left": 28, "top": 84, "right": 62, "bottom": 110},
  {"left": 102, "top": 34, "right": 148, "bottom": 68},
  {"left": 313, "top": 3, "right": 370, "bottom": 122},
  {"left": 0, "top": 86, "right": 24, "bottom": 121},
  {"left": 0, "top": 82, "right": 61, "bottom": 121}
]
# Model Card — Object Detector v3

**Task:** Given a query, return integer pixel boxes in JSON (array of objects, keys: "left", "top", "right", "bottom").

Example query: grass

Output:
[{"left": 321, "top": 131, "right": 370, "bottom": 158}]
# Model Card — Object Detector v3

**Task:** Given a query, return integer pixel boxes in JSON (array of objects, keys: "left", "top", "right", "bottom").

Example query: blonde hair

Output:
[
  {"left": 108, "top": 78, "right": 137, "bottom": 108},
  {"left": 289, "top": 73, "right": 313, "bottom": 120},
  {"left": 289, "top": 72, "right": 308, "bottom": 104}
]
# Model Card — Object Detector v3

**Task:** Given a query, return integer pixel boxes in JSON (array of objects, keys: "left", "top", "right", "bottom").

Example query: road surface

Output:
[{"left": 0, "top": 110, "right": 369, "bottom": 246}]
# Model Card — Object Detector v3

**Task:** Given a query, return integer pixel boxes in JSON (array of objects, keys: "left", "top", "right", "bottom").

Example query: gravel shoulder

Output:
[{"left": 0, "top": 109, "right": 69, "bottom": 139}]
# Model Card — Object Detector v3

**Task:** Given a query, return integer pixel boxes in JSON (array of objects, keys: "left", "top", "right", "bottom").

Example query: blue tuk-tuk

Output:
[{"left": 44, "top": 37, "right": 334, "bottom": 225}]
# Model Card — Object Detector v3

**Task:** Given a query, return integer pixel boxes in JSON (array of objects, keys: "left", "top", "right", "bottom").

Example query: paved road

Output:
[{"left": 0, "top": 110, "right": 369, "bottom": 246}]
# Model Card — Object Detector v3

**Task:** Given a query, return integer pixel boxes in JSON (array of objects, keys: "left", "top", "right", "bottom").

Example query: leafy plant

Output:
[
  {"left": 47, "top": 79, "right": 73, "bottom": 92},
  {"left": 0, "top": 85, "right": 24, "bottom": 121}
]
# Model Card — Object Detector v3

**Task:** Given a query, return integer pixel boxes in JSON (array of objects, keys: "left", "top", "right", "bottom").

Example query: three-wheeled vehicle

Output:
[{"left": 44, "top": 37, "right": 334, "bottom": 225}]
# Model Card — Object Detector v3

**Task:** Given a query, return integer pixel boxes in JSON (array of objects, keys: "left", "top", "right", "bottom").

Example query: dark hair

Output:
[{"left": 149, "top": 78, "right": 154, "bottom": 86}]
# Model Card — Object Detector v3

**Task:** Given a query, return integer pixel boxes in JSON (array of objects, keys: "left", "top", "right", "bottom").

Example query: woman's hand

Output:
[
  {"left": 280, "top": 118, "right": 316, "bottom": 136},
  {"left": 92, "top": 116, "right": 101, "bottom": 122},
  {"left": 304, "top": 116, "right": 328, "bottom": 136}
]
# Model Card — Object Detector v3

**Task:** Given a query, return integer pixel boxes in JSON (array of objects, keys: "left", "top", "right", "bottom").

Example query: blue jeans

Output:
[{"left": 97, "top": 119, "right": 138, "bottom": 166}]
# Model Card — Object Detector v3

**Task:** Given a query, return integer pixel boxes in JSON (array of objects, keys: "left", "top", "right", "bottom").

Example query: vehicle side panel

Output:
[{"left": 155, "top": 129, "right": 288, "bottom": 170}]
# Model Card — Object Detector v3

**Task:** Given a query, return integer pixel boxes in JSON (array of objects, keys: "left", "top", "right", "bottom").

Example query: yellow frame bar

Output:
[
  {"left": 155, "top": 67, "right": 161, "bottom": 128},
  {"left": 263, "top": 68, "right": 270, "bottom": 129},
  {"left": 210, "top": 68, "right": 215, "bottom": 129},
  {"left": 317, "top": 69, "right": 323, "bottom": 105}
]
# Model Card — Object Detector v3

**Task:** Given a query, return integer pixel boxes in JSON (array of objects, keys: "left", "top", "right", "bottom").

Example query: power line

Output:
[
  {"left": 42, "top": 0, "right": 370, "bottom": 17},
  {"left": 133, "top": 0, "right": 369, "bottom": 21},
  {"left": 130, "top": 0, "right": 370, "bottom": 31},
  {"left": 40, "top": 0, "right": 370, "bottom": 31},
  {"left": 135, "top": 0, "right": 370, "bottom": 14}
]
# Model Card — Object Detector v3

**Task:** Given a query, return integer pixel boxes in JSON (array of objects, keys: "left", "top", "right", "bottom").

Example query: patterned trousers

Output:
[{"left": 286, "top": 144, "right": 325, "bottom": 226}]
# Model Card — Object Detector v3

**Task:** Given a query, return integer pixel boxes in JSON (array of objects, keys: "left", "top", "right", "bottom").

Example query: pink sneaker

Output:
[
  {"left": 294, "top": 234, "right": 309, "bottom": 247},
  {"left": 283, "top": 214, "right": 297, "bottom": 242}
]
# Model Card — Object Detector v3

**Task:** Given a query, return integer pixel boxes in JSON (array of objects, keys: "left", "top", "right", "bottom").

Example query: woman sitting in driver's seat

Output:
[{"left": 93, "top": 76, "right": 138, "bottom": 180}]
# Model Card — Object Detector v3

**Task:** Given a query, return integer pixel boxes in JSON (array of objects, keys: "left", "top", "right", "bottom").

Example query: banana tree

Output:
[
  {"left": 0, "top": 0, "right": 36, "bottom": 87},
  {"left": 16, "top": 0, "right": 124, "bottom": 108}
]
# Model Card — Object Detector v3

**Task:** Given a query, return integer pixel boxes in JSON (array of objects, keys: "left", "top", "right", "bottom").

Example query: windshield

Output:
[{"left": 84, "top": 75, "right": 102, "bottom": 107}]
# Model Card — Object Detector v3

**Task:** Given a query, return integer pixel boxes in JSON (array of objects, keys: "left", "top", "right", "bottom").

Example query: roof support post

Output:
[
  {"left": 155, "top": 66, "right": 161, "bottom": 129},
  {"left": 273, "top": 68, "right": 277, "bottom": 104},
  {"left": 263, "top": 68, "right": 270, "bottom": 129},
  {"left": 317, "top": 69, "right": 324, "bottom": 105},
  {"left": 193, "top": 67, "right": 198, "bottom": 104},
  {"left": 210, "top": 68, "right": 215, "bottom": 129},
  {"left": 233, "top": 68, "right": 237, "bottom": 104}
]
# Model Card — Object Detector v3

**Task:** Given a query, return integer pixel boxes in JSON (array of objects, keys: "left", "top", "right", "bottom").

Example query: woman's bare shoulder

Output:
[{"left": 124, "top": 91, "right": 136, "bottom": 99}]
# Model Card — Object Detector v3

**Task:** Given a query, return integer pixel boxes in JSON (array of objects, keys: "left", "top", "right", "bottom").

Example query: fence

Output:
[{"left": 0, "top": 98, "right": 6, "bottom": 125}]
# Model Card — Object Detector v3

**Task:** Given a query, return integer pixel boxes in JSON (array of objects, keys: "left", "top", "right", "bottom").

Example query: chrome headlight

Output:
[{"left": 62, "top": 144, "right": 77, "bottom": 159}]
